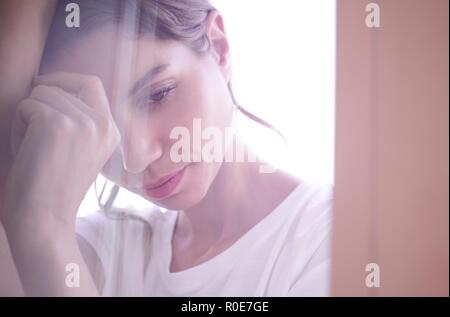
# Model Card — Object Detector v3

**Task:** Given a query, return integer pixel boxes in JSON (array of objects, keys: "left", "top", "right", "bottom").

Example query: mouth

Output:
[{"left": 142, "top": 165, "right": 189, "bottom": 200}]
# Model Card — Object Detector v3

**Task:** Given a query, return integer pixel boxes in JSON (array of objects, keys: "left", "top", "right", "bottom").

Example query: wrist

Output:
[{"left": 2, "top": 211, "right": 75, "bottom": 248}]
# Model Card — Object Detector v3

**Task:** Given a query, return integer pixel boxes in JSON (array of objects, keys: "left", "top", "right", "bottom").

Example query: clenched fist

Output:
[{"left": 1, "top": 72, "right": 120, "bottom": 238}]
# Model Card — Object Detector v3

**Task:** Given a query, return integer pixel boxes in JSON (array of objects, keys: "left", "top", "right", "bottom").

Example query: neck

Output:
[{"left": 178, "top": 136, "right": 282, "bottom": 247}]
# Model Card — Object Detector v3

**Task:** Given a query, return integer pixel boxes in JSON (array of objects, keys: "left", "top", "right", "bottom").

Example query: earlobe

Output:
[{"left": 206, "top": 10, "right": 231, "bottom": 81}]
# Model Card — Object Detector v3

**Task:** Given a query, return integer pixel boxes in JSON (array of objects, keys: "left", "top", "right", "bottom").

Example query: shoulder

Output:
[
  {"left": 75, "top": 206, "right": 166, "bottom": 253},
  {"left": 76, "top": 206, "right": 165, "bottom": 236},
  {"left": 263, "top": 169, "right": 333, "bottom": 234},
  {"left": 282, "top": 180, "right": 334, "bottom": 296},
  {"left": 75, "top": 206, "right": 166, "bottom": 294},
  {"left": 294, "top": 180, "right": 334, "bottom": 234},
  {"left": 277, "top": 178, "right": 334, "bottom": 236},
  {"left": 261, "top": 179, "right": 333, "bottom": 296}
]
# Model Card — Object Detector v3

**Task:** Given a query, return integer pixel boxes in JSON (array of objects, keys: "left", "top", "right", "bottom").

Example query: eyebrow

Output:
[{"left": 128, "top": 63, "right": 170, "bottom": 97}]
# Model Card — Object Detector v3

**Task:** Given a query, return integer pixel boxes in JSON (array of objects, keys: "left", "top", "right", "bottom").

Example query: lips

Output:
[
  {"left": 143, "top": 165, "right": 188, "bottom": 199},
  {"left": 145, "top": 167, "right": 185, "bottom": 189}
]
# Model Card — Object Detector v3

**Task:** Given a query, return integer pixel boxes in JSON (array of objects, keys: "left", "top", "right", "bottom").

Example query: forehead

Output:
[{"left": 43, "top": 23, "right": 197, "bottom": 102}]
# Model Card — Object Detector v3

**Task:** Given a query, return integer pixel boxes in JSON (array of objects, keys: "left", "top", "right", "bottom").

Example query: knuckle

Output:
[
  {"left": 100, "top": 117, "right": 121, "bottom": 145},
  {"left": 110, "top": 124, "right": 121, "bottom": 145},
  {"left": 17, "top": 98, "right": 33, "bottom": 111},
  {"left": 51, "top": 113, "right": 74, "bottom": 132},
  {"left": 78, "top": 118, "right": 97, "bottom": 136},
  {"left": 30, "top": 85, "right": 49, "bottom": 98},
  {"left": 16, "top": 99, "right": 38, "bottom": 121},
  {"left": 84, "top": 75, "right": 102, "bottom": 89},
  {"left": 96, "top": 115, "right": 110, "bottom": 131}
]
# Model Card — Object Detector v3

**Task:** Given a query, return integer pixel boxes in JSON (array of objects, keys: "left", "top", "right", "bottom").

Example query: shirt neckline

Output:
[{"left": 152, "top": 181, "right": 308, "bottom": 290}]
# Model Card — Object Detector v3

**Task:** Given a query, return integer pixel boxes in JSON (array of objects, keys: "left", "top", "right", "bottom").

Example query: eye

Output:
[
  {"left": 144, "top": 84, "right": 177, "bottom": 108},
  {"left": 149, "top": 88, "right": 170, "bottom": 102}
]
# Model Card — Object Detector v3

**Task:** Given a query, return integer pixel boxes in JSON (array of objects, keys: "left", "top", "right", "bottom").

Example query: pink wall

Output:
[{"left": 332, "top": 0, "right": 449, "bottom": 296}]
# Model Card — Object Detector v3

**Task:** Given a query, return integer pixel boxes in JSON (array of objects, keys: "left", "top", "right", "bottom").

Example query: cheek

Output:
[
  {"left": 170, "top": 76, "right": 232, "bottom": 133},
  {"left": 176, "top": 161, "right": 222, "bottom": 207}
]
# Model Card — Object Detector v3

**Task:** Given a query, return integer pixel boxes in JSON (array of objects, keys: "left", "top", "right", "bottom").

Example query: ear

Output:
[{"left": 205, "top": 10, "right": 231, "bottom": 82}]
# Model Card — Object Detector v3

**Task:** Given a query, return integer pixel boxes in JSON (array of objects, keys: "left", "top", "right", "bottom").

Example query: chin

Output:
[{"left": 146, "top": 183, "right": 210, "bottom": 211}]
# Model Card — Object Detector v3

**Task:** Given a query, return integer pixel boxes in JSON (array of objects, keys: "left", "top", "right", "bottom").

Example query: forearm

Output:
[
  {"left": 7, "top": 226, "right": 99, "bottom": 297},
  {"left": 0, "top": 223, "right": 24, "bottom": 296},
  {"left": 0, "top": 0, "right": 57, "bottom": 107},
  {"left": 0, "top": 0, "right": 58, "bottom": 191},
  {"left": 0, "top": 0, "right": 57, "bottom": 296}
]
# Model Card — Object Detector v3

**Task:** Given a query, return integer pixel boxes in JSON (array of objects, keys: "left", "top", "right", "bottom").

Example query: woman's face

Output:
[{"left": 42, "top": 22, "right": 234, "bottom": 210}]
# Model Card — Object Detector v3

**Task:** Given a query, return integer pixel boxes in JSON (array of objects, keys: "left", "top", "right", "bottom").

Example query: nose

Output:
[{"left": 120, "top": 121, "right": 163, "bottom": 174}]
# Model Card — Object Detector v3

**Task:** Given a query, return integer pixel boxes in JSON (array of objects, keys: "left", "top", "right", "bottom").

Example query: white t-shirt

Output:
[{"left": 75, "top": 180, "right": 334, "bottom": 297}]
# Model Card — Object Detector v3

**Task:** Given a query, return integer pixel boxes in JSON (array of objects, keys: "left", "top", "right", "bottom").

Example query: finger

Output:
[
  {"left": 11, "top": 98, "right": 58, "bottom": 157},
  {"left": 32, "top": 84, "right": 103, "bottom": 122},
  {"left": 57, "top": 88, "right": 106, "bottom": 122},
  {"left": 30, "top": 85, "right": 89, "bottom": 125},
  {"left": 33, "top": 72, "right": 111, "bottom": 115},
  {"left": 60, "top": 89, "right": 120, "bottom": 138}
]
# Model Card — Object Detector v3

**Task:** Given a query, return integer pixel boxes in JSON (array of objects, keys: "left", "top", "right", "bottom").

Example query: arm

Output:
[
  {"left": 6, "top": 227, "right": 100, "bottom": 296},
  {"left": 0, "top": 0, "right": 57, "bottom": 107},
  {"left": 1, "top": 71, "right": 120, "bottom": 296},
  {"left": 0, "top": 0, "right": 57, "bottom": 297},
  {"left": 0, "top": 224, "right": 23, "bottom": 296}
]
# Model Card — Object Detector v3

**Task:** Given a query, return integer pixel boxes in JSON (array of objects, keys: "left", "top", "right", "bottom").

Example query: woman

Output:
[{"left": 0, "top": 0, "right": 333, "bottom": 296}]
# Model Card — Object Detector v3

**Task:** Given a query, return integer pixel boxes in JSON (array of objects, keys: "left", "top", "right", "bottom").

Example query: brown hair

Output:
[{"left": 42, "top": 0, "right": 285, "bottom": 215}]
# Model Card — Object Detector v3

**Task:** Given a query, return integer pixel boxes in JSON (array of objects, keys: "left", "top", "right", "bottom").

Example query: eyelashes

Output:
[{"left": 136, "top": 83, "right": 177, "bottom": 110}]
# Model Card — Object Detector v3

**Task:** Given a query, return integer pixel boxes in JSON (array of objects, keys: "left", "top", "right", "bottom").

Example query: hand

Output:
[{"left": 0, "top": 72, "right": 120, "bottom": 237}]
